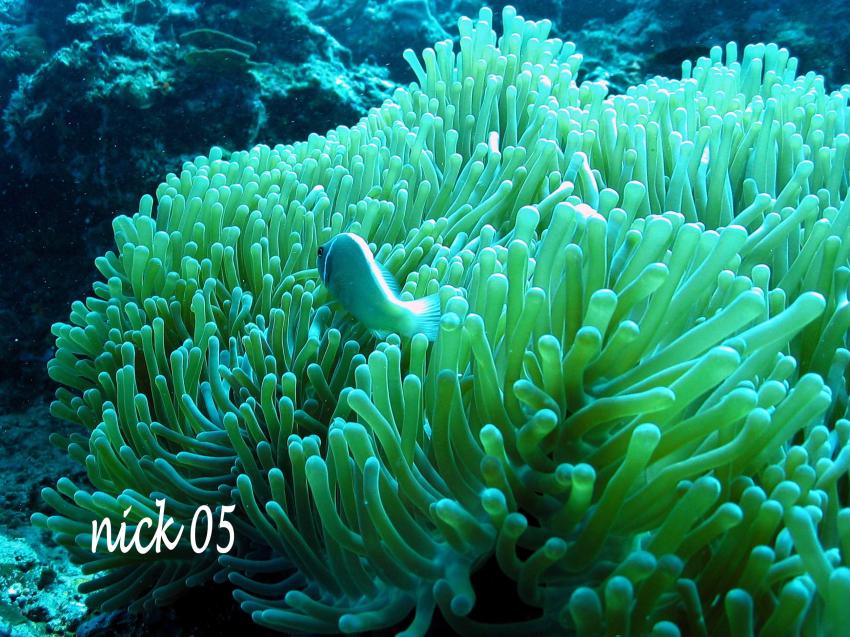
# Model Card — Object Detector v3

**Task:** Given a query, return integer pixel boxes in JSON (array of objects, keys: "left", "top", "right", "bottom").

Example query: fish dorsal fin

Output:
[{"left": 376, "top": 262, "right": 401, "bottom": 297}]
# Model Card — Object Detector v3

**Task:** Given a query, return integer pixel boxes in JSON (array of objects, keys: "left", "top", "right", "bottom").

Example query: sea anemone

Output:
[{"left": 36, "top": 5, "right": 850, "bottom": 635}]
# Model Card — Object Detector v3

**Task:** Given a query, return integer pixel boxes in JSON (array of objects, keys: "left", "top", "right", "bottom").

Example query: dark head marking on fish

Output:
[{"left": 317, "top": 239, "right": 334, "bottom": 284}]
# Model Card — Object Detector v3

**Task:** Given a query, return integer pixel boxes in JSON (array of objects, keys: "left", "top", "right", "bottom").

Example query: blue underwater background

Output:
[{"left": 0, "top": 0, "right": 849, "bottom": 635}]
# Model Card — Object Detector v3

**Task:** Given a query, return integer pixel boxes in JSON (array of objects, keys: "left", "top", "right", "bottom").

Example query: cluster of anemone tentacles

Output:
[{"left": 37, "top": 5, "right": 850, "bottom": 636}]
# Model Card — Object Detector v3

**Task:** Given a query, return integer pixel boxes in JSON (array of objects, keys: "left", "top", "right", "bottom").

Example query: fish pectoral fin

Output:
[
  {"left": 377, "top": 263, "right": 402, "bottom": 297},
  {"left": 408, "top": 293, "right": 443, "bottom": 342},
  {"left": 370, "top": 327, "right": 395, "bottom": 341}
]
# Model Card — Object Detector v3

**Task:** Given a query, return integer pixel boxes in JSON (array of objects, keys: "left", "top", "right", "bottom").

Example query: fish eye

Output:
[{"left": 317, "top": 247, "right": 324, "bottom": 257}]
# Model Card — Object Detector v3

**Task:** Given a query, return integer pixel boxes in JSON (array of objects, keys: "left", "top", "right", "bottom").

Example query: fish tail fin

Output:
[{"left": 408, "top": 293, "right": 442, "bottom": 341}]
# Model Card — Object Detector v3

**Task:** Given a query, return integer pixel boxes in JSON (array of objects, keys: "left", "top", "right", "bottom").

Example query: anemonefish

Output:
[{"left": 316, "top": 233, "right": 442, "bottom": 341}]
